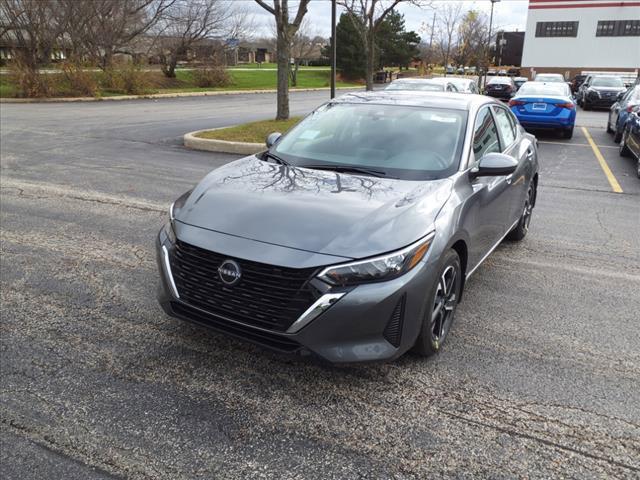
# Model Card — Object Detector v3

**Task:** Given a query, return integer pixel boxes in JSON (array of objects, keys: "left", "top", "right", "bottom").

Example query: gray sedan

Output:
[{"left": 156, "top": 91, "right": 539, "bottom": 363}]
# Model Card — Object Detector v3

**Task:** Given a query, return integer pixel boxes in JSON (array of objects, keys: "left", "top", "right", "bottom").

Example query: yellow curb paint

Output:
[{"left": 581, "top": 127, "right": 623, "bottom": 193}]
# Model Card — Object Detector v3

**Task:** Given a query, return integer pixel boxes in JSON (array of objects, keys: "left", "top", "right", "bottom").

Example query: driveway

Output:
[{"left": 1, "top": 93, "right": 639, "bottom": 479}]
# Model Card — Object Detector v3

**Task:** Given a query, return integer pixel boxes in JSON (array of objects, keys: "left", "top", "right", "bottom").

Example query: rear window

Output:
[
  {"left": 488, "top": 77, "right": 512, "bottom": 85},
  {"left": 518, "top": 83, "right": 569, "bottom": 97}
]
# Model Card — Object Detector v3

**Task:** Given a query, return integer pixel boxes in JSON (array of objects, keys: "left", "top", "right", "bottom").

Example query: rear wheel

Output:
[
  {"left": 562, "top": 127, "right": 574, "bottom": 139},
  {"left": 413, "top": 250, "right": 461, "bottom": 357},
  {"left": 606, "top": 118, "right": 613, "bottom": 134},
  {"left": 507, "top": 182, "right": 536, "bottom": 241},
  {"left": 583, "top": 101, "right": 591, "bottom": 111}
]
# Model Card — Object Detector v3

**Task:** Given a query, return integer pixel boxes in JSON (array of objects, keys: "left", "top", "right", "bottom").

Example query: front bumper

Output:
[{"left": 156, "top": 227, "right": 439, "bottom": 364}]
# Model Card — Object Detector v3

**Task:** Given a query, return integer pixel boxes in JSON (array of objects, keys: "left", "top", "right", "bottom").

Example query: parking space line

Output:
[
  {"left": 537, "top": 140, "right": 618, "bottom": 149},
  {"left": 581, "top": 127, "right": 623, "bottom": 194}
]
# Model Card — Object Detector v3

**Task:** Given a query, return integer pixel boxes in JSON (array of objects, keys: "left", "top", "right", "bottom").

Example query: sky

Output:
[{"left": 241, "top": 0, "right": 529, "bottom": 39}]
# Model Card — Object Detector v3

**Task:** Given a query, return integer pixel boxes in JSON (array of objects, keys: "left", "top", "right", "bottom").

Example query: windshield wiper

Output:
[
  {"left": 262, "top": 151, "right": 290, "bottom": 166},
  {"left": 301, "top": 164, "right": 387, "bottom": 177}
]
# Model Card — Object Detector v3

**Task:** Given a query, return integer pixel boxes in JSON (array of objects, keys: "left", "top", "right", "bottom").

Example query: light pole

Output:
[
  {"left": 330, "top": 0, "right": 337, "bottom": 98},
  {"left": 483, "top": 0, "right": 500, "bottom": 89}
]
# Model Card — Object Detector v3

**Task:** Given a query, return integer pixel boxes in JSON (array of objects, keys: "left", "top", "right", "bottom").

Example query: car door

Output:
[
  {"left": 463, "top": 106, "right": 514, "bottom": 267},
  {"left": 611, "top": 88, "right": 632, "bottom": 129},
  {"left": 492, "top": 104, "right": 532, "bottom": 228}
]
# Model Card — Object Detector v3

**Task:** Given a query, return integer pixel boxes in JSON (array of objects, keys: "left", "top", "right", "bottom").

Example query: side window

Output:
[
  {"left": 473, "top": 107, "right": 501, "bottom": 159},
  {"left": 493, "top": 106, "right": 517, "bottom": 149}
]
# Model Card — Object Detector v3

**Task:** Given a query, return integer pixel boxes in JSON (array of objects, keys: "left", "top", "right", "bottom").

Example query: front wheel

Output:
[
  {"left": 413, "top": 250, "right": 462, "bottom": 357},
  {"left": 507, "top": 182, "right": 536, "bottom": 241}
]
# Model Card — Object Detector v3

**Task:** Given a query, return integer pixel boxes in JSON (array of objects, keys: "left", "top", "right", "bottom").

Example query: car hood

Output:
[
  {"left": 590, "top": 86, "right": 626, "bottom": 93},
  {"left": 176, "top": 156, "right": 452, "bottom": 259}
]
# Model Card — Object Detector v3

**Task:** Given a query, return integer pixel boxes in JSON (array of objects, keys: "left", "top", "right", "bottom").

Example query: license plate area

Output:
[{"left": 532, "top": 102, "right": 547, "bottom": 110}]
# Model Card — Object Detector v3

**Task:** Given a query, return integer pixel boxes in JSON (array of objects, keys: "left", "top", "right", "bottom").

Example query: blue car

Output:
[
  {"left": 508, "top": 81, "right": 576, "bottom": 138},
  {"left": 607, "top": 85, "right": 640, "bottom": 143}
]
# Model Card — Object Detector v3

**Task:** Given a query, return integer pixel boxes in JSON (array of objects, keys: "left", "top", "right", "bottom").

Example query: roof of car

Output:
[
  {"left": 332, "top": 90, "right": 495, "bottom": 111},
  {"left": 390, "top": 78, "right": 443, "bottom": 84}
]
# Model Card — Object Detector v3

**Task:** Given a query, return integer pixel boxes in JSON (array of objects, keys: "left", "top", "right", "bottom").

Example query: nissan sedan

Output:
[{"left": 157, "top": 92, "right": 540, "bottom": 363}]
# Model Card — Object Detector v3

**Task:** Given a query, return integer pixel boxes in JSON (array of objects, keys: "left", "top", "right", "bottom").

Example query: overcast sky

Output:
[{"left": 241, "top": 0, "right": 529, "bottom": 39}]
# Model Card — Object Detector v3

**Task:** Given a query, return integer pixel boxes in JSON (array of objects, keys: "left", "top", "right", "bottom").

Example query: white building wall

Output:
[{"left": 521, "top": 0, "right": 640, "bottom": 69}]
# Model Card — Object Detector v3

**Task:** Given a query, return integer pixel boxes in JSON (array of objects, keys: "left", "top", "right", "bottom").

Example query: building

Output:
[
  {"left": 521, "top": 0, "right": 640, "bottom": 79},
  {"left": 495, "top": 31, "right": 525, "bottom": 67}
]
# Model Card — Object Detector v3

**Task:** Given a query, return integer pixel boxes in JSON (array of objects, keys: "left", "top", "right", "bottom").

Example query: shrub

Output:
[
  {"left": 9, "top": 60, "right": 52, "bottom": 98},
  {"left": 192, "top": 66, "right": 230, "bottom": 88},
  {"left": 101, "top": 64, "right": 152, "bottom": 95},
  {"left": 60, "top": 62, "right": 98, "bottom": 97}
]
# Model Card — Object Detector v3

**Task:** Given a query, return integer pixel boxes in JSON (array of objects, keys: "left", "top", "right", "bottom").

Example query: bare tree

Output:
[
  {"left": 254, "top": 0, "right": 311, "bottom": 121},
  {"left": 455, "top": 9, "right": 489, "bottom": 70},
  {"left": 337, "top": 0, "right": 427, "bottom": 90},
  {"left": 278, "top": 18, "right": 323, "bottom": 87},
  {"left": 0, "top": 0, "right": 65, "bottom": 70},
  {"left": 154, "top": 0, "right": 229, "bottom": 78},
  {"left": 434, "top": 1, "right": 462, "bottom": 75}
]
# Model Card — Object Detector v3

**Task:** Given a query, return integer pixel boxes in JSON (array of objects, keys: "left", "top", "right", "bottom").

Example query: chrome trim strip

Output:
[
  {"left": 161, "top": 245, "right": 180, "bottom": 298},
  {"left": 169, "top": 202, "right": 175, "bottom": 221},
  {"left": 286, "top": 292, "right": 345, "bottom": 334},
  {"left": 466, "top": 218, "right": 519, "bottom": 280}
]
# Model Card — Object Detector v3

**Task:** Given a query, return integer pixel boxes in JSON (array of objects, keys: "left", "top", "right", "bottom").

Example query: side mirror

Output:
[
  {"left": 266, "top": 132, "right": 282, "bottom": 148},
  {"left": 471, "top": 152, "right": 518, "bottom": 178}
]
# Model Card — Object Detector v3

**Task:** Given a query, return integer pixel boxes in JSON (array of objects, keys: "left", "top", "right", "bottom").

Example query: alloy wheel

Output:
[
  {"left": 431, "top": 265, "right": 459, "bottom": 348},
  {"left": 522, "top": 185, "right": 534, "bottom": 233}
]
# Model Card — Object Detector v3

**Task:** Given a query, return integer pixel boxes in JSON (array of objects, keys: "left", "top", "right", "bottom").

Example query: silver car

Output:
[{"left": 157, "top": 91, "right": 539, "bottom": 363}]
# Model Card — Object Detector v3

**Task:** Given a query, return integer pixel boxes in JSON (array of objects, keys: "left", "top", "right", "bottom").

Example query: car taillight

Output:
[
  {"left": 627, "top": 104, "right": 639, "bottom": 113},
  {"left": 509, "top": 100, "right": 525, "bottom": 106},
  {"left": 555, "top": 102, "right": 575, "bottom": 109}
]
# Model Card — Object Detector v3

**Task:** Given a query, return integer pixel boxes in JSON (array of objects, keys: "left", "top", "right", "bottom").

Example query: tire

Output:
[
  {"left": 507, "top": 182, "right": 536, "bottom": 241},
  {"left": 583, "top": 101, "right": 591, "bottom": 111},
  {"left": 619, "top": 129, "right": 631, "bottom": 157},
  {"left": 606, "top": 119, "right": 613, "bottom": 134},
  {"left": 562, "top": 127, "right": 574, "bottom": 139},
  {"left": 613, "top": 128, "right": 622, "bottom": 143},
  {"left": 413, "top": 249, "right": 462, "bottom": 357}
]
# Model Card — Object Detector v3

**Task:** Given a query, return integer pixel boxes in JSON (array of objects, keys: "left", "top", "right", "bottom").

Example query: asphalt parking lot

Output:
[{"left": 1, "top": 92, "right": 639, "bottom": 479}]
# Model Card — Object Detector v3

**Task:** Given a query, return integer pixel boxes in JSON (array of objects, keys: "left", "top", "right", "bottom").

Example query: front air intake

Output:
[{"left": 383, "top": 294, "right": 406, "bottom": 348}]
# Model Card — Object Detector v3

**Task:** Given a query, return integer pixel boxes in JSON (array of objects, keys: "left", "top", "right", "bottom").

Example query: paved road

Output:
[{"left": 1, "top": 92, "right": 639, "bottom": 479}]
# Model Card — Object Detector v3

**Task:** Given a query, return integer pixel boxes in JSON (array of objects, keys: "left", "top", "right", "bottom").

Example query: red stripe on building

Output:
[{"left": 530, "top": 2, "right": 640, "bottom": 8}]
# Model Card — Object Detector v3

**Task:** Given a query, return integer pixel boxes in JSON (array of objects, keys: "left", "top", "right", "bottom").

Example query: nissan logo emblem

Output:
[{"left": 218, "top": 259, "right": 241, "bottom": 286}]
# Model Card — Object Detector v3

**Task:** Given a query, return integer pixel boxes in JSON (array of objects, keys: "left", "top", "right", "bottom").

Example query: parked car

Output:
[
  {"left": 619, "top": 110, "right": 640, "bottom": 178},
  {"left": 444, "top": 77, "right": 479, "bottom": 94},
  {"left": 487, "top": 68, "right": 497, "bottom": 76},
  {"left": 497, "top": 69, "right": 507, "bottom": 76},
  {"left": 385, "top": 78, "right": 458, "bottom": 92},
  {"left": 534, "top": 73, "right": 565, "bottom": 83},
  {"left": 456, "top": 66, "right": 465, "bottom": 75},
  {"left": 484, "top": 76, "right": 516, "bottom": 100},
  {"left": 607, "top": 85, "right": 640, "bottom": 142},
  {"left": 570, "top": 74, "right": 587, "bottom": 93},
  {"left": 514, "top": 77, "right": 528, "bottom": 91},
  {"left": 157, "top": 91, "right": 539, "bottom": 363},
  {"left": 446, "top": 66, "right": 455, "bottom": 74},
  {"left": 578, "top": 75, "right": 627, "bottom": 110},
  {"left": 508, "top": 68, "right": 521, "bottom": 77},
  {"left": 509, "top": 81, "right": 576, "bottom": 138},
  {"left": 429, "top": 77, "right": 479, "bottom": 93}
]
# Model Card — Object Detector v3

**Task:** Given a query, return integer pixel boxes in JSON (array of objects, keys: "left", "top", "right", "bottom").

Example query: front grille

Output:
[
  {"left": 169, "top": 240, "right": 318, "bottom": 332},
  {"left": 171, "top": 302, "right": 302, "bottom": 353}
]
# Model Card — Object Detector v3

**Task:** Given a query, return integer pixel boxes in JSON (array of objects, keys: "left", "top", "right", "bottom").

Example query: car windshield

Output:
[
  {"left": 517, "top": 83, "right": 569, "bottom": 97},
  {"left": 385, "top": 82, "right": 443, "bottom": 92},
  {"left": 591, "top": 77, "right": 624, "bottom": 87},
  {"left": 536, "top": 75, "right": 564, "bottom": 82},
  {"left": 272, "top": 103, "right": 468, "bottom": 180}
]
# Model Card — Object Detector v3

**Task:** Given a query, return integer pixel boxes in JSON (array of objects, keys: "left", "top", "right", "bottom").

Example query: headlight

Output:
[{"left": 318, "top": 234, "right": 434, "bottom": 286}]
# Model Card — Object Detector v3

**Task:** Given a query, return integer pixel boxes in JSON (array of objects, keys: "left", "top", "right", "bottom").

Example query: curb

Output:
[
  {"left": 184, "top": 128, "right": 264, "bottom": 155},
  {"left": 0, "top": 86, "right": 360, "bottom": 104}
]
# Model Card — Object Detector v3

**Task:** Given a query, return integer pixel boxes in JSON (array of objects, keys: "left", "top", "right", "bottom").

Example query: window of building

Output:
[
  {"left": 596, "top": 20, "right": 640, "bottom": 37},
  {"left": 535, "top": 21, "right": 579, "bottom": 38}
]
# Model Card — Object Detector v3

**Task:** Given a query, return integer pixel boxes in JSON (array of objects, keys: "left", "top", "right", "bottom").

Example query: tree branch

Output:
[{"left": 254, "top": 0, "right": 275, "bottom": 15}]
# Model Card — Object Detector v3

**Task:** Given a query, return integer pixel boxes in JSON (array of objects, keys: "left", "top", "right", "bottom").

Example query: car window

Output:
[
  {"left": 273, "top": 103, "right": 468, "bottom": 180},
  {"left": 493, "top": 107, "right": 517, "bottom": 149},
  {"left": 473, "top": 107, "right": 501, "bottom": 160}
]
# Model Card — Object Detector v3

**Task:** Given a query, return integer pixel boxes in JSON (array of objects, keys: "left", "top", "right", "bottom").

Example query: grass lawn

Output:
[
  {"left": 195, "top": 117, "right": 302, "bottom": 144},
  {"left": 0, "top": 67, "right": 361, "bottom": 98}
]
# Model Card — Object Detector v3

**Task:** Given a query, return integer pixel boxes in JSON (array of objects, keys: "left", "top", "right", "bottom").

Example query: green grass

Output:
[
  {"left": 195, "top": 117, "right": 302, "bottom": 144},
  {"left": 0, "top": 67, "right": 362, "bottom": 98}
]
